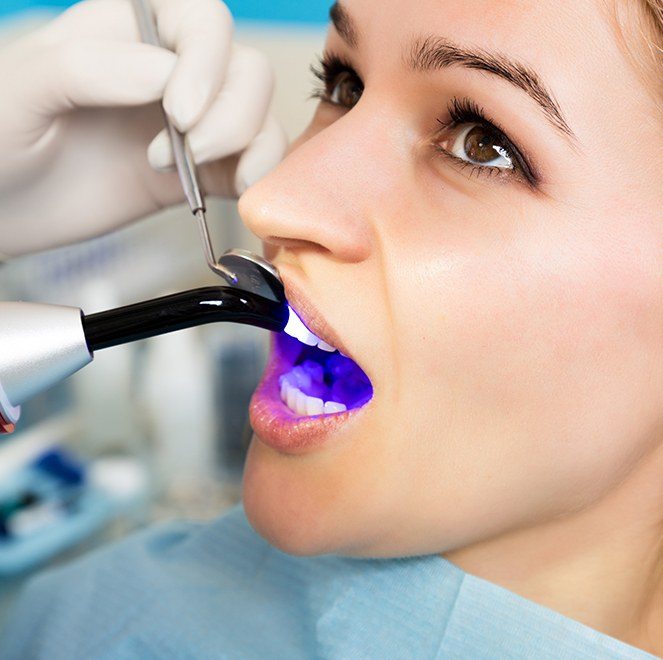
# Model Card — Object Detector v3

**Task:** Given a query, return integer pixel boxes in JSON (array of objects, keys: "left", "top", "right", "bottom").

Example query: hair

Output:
[{"left": 609, "top": 0, "right": 663, "bottom": 113}]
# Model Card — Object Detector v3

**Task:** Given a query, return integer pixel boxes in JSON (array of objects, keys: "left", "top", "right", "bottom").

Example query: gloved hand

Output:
[{"left": 0, "top": 0, "right": 287, "bottom": 258}]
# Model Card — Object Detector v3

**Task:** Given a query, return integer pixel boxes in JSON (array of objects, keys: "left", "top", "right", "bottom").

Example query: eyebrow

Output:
[
  {"left": 329, "top": 2, "right": 359, "bottom": 49},
  {"left": 328, "top": 2, "right": 576, "bottom": 142}
]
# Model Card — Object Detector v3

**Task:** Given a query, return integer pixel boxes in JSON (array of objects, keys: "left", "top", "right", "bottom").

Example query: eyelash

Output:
[
  {"left": 310, "top": 53, "right": 356, "bottom": 101},
  {"left": 310, "top": 53, "right": 538, "bottom": 188},
  {"left": 435, "top": 97, "right": 537, "bottom": 187}
]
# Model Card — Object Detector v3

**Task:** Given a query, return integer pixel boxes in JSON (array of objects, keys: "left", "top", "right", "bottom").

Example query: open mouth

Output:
[{"left": 276, "top": 305, "right": 374, "bottom": 417}]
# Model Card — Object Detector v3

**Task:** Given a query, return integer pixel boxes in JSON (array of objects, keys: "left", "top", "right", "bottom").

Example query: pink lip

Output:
[{"left": 248, "top": 269, "right": 370, "bottom": 454}]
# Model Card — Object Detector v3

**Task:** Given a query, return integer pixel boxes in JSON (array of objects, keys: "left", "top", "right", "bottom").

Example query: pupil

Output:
[
  {"left": 333, "top": 72, "right": 362, "bottom": 107},
  {"left": 464, "top": 126, "right": 501, "bottom": 163}
]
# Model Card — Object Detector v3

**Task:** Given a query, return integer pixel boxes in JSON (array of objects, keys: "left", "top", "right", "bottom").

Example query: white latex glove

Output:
[{"left": 0, "top": 0, "right": 287, "bottom": 258}]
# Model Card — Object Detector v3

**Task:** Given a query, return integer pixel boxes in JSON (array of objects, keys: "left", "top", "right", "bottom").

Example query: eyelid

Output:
[
  {"left": 433, "top": 100, "right": 538, "bottom": 188},
  {"left": 312, "top": 52, "right": 361, "bottom": 88},
  {"left": 311, "top": 52, "right": 364, "bottom": 109},
  {"left": 432, "top": 143, "right": 536, "bottom": 190},
  {"left": 433, "top": 144, "right": 518, "bottom": 186}
]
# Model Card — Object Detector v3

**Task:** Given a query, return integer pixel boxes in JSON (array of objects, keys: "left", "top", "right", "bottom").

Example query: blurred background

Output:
[{"left": 0, "top": 0, "right": 328, "bottom": 618}]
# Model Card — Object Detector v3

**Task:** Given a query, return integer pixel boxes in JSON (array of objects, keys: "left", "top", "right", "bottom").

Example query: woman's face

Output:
[{"left": 239, "top": 0, "right": 662, "bottom": 557}]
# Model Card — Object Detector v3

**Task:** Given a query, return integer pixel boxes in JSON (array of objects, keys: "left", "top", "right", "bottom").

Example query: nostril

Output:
[{"left": 265, "top": 237, "right": 326, "bottom": 253}]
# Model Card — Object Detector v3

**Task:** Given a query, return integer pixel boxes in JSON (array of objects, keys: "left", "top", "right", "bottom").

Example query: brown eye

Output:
[
  {"left": 441, "top": 123, "right": 514, "bottom": 169},
  {"left": 328, "top": 71, "right": 363, "bottom": 109}
]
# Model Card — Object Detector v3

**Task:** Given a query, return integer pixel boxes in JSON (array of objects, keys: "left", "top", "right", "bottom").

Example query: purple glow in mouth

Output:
[{"left": 278, "top": 333, "right": 373, "bottom": 412}]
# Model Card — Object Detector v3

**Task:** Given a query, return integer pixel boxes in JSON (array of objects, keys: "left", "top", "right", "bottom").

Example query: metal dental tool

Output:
[
  {"left": 132, "top": 0, "right": 279, "bottom": 290},
  {"left": 132, "top": 0, "right": 232, "bottom": 282}
]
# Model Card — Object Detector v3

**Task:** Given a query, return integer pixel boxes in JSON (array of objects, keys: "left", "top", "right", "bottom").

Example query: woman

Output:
[{"left": 2, "top": 0, "right": 661, "bottom": 657}]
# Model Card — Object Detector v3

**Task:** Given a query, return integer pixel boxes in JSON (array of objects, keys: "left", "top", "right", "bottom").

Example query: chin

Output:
[
  {"left": 242, "top": 432, "right": 408, "bottom": 558},
  {"left": 241, "top": 436, "right": 349, "bottom": 556},
  {"left": 241, "top": 434, "right": 433, "bottom": 559}
]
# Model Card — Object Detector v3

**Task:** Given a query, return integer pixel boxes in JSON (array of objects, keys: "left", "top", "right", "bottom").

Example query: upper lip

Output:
[{"left": 278, "top": 271, "right": 356, "bottom": 364}]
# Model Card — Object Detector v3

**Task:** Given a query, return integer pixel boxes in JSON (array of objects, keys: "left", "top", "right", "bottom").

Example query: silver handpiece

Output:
[
  {"left": 0, "top": 302, "right": 93, "bottom": 433},
  {"left": 131, "top": 0, "right": 237, "bottom": 284}
]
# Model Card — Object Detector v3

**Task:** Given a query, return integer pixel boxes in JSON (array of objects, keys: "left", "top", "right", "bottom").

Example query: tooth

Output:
[
  {"left": 301, "top": 330, "right": 318, "bottom": 346},
  {"left": 295, "top": 390, "right": 309, "bottom": 415},
  {"left": 286, "top": 386, "right": 299, "bottom": 411},
  {"left": 292, "top": 328, "right": 312, "bottom": 345},
  {"left": 284, "top": 306, "right": 332, "bottom": 347},
  {"left": 323, "top": 401, "right": 347, "bottom": 414},
  {"left": 280, "top": 378, "right": 288, "bottom": 403},
  {"left": 300, "top": 360, "right": 324, "bottom": 383},
  {"left": 305, "top": 396, "right": 324, "bottom": 416},
  {"left": 284, "top": 307, "right": 319, "bottom": 345},
  {"left": 283, "top": 307, "right": 308, "bottom": 340},
  {"left": 317, "top": 340, "right": 337, "bottom": 352},
  {"left": 291, "top": 366, "right": 312, "bottom": 390}
]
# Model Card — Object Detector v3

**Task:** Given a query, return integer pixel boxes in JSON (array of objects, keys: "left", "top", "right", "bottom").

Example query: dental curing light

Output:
[{"left": 0, "top": 251, "right": 286, "bottom": 434}]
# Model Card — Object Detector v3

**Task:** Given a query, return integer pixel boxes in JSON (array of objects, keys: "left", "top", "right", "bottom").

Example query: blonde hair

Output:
[{"left": 609, "top": 0, "right": 663, "bottom": 111}]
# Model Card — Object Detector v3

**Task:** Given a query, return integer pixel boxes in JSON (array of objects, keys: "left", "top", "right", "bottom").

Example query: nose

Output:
[{"left": 238, "top": 111, "right": 379, "bottom": 264}]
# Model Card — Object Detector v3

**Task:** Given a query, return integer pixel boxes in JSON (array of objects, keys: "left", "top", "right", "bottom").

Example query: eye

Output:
[
  {"left": 433, "top": 97, "right": 538, "bottom": 187},
  {"left": 441, "top": 123, "right": 514, "bottom": 169},
  {"left": 311, "top": 54, "right": 363, "bottom": 110},
  {"left": 327, "top": 70, "right": 363, "bottom": 108}
]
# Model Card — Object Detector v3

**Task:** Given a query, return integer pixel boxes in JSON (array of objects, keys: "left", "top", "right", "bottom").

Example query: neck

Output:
[{"left": 445, "top": 442, "right": 663, "bottom": 656}]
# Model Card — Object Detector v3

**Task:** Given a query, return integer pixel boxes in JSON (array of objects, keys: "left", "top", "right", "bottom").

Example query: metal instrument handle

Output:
[{"left": 131, "top": 0, "right": 237, "bottom": 283}]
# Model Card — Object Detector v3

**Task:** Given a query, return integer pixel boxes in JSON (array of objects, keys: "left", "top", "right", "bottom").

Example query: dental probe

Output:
[
  {"left": 131, "top": 0, "right": 237, "bottom": 284},
  {"left": 0, "top": 280, "right": 288, "bottom": 435},
  {"left": 131, "top": 0, "right": 283, "bottom": 295}
]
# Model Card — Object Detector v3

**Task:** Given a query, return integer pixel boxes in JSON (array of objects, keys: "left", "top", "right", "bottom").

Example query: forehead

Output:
[{"left": 328, "top": 0, "right": 618, "bottom": 78}]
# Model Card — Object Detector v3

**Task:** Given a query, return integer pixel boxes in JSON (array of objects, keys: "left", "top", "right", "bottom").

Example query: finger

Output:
[
  {"left": 154, "top": 0, "right": 234, "bottom": 131},
  {"left": 148, "top": 45, "right": 274, "bottom": 171},
  {"left": 186, "top": 45, "right": 275, "bottom": 164},
  {"left": 39, "top": 0, "right": 235, "bottom": 133},
  {"left": 195, "top": 116, "right": 287, "bottom": 199},
  {"left": 234, "top": 115, "right": 288, "bottom": 195},
  {"left": 147, "top": 128, "right": 175, "bottom": 172},
  {"left": 40, "top": 0, "right": 141, "bottom": 43},
  {"left": 17, "top": 39, "right": 176, "bottom": 118}
]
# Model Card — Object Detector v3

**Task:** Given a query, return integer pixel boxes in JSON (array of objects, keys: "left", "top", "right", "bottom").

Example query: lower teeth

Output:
[
  {"left": 277, "top": 337, "right": 373, "bottom": 417},
  {"left": 280, "top": 376, "right": 347, "bottom": 416}
]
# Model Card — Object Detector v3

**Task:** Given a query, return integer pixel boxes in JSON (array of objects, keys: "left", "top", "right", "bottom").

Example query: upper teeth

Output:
[{"left": 283, "top": 306, "right": 337, "bottom": 352}]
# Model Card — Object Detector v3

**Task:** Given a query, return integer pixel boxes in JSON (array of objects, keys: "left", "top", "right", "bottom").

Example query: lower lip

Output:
[{"left": 249, "top": 335, "right": 367, "bottom": 454}]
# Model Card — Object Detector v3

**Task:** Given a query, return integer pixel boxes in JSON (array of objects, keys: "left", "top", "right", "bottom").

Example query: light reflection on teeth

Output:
[
  {"left": 279, "top": 376, "right": 347, "bottom": 416},
  {"left": 283, "top": 306, "right": 338, "bottom": 353}
]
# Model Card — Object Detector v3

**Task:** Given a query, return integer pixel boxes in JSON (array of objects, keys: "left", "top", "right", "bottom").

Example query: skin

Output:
[{"left": 238, "top": 0, "right": 663, "bottom": 653}]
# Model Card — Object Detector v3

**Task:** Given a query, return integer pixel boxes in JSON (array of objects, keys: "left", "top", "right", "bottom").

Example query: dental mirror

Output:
[{"left": 217, "top": 249, "right": 285, "bottom": 304}]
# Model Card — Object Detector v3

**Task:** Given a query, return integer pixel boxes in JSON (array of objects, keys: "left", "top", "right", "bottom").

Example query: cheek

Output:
[{"left": 389, "top": 204, "right": 661, "bottom": 528}]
